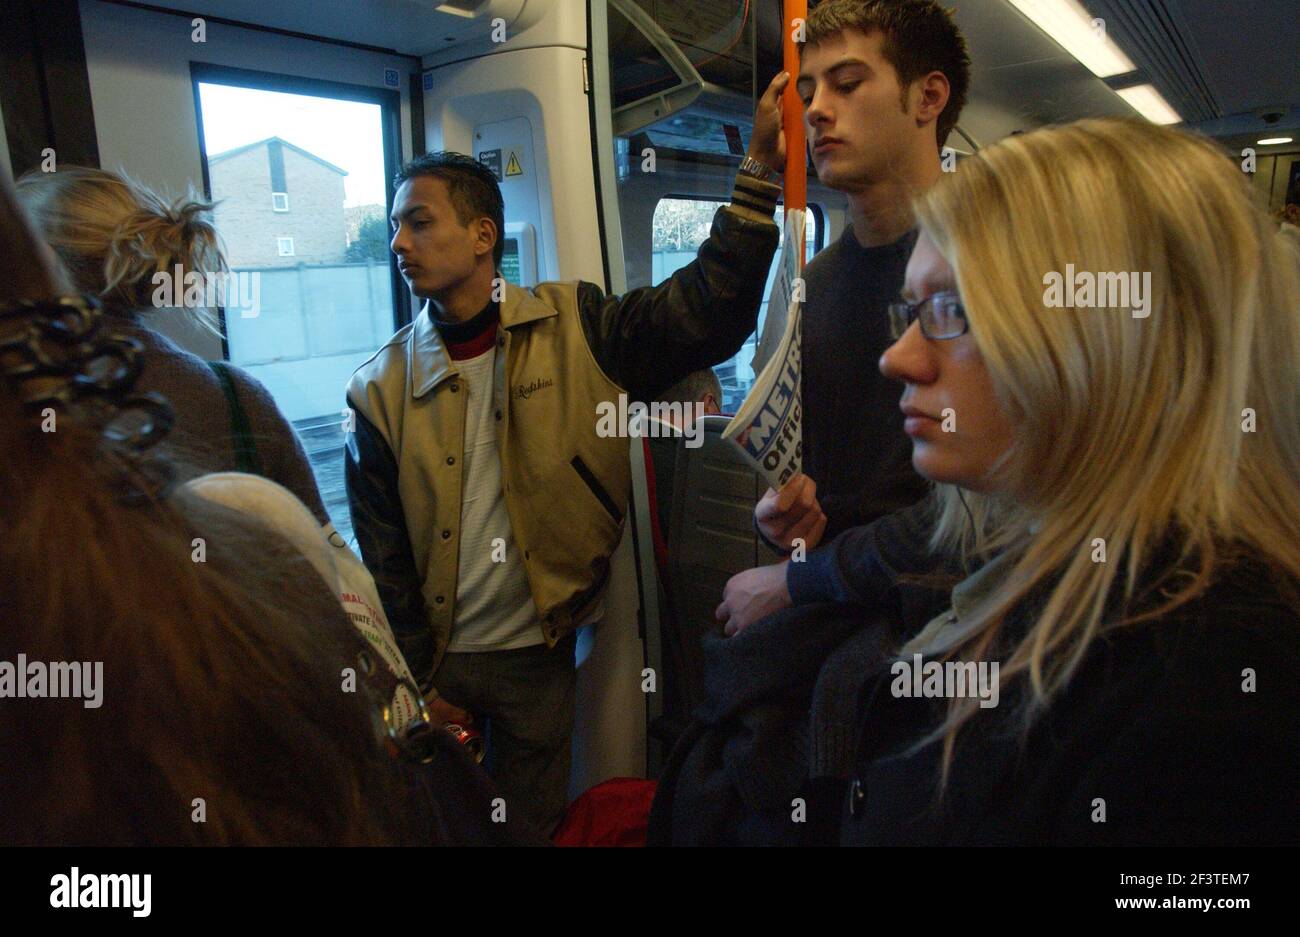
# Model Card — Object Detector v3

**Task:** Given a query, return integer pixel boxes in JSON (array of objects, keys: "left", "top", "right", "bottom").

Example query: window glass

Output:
[
  {"left": 613, "top": 0, "right": 753, "bottom": 103},
  {"left": 649, "top": 196, "right": 820, "bottom": 413},
  {"left": 196, "top": 80, "right": 400, "bottom": 543},
  {"left": 608, "top": 1, "right": 681, "bottom": 110}
]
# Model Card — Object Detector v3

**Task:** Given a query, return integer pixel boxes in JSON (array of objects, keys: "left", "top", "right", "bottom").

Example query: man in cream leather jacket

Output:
[{"left": 345, "top": 74, "right": 790, "bottom": 835}]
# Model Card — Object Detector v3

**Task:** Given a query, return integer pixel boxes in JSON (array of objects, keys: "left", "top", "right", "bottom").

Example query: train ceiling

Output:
[{"left": 113, "top": 0, "right": 1298, "bottom": 148}]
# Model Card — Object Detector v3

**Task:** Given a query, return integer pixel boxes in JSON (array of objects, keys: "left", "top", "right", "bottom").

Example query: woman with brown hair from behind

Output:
[
  {"left": 0, "top": 171, "right": 518, "bottom": 846},
  {"left": 14, "top": 166, "right": 331, "bottom": 524}
]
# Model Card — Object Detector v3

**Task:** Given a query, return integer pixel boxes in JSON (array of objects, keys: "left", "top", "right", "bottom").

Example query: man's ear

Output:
[
  {"left": 474, "top": 217, "right": 499, "bottom": 260},
  {"left": 913, "top": 71, "right": 951, "bottom": 132},
  {"left": 702, "top": 392, "right": 721, "bottom": 415}
]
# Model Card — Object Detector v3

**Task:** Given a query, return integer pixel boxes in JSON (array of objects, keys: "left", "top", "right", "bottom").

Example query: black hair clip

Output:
[{"left": 1, "top": 294, "right": 175, "bottom": 496}]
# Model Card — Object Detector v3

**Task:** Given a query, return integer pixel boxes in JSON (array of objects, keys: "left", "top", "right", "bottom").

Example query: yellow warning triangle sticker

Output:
[{"left": 505, "top": 152, "right": 523, "bottom": 176}]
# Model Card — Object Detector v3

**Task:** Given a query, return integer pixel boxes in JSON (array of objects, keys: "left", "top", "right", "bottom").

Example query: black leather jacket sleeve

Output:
[
  {"left": 576, "top": 175, "right": 781, "bottom": 403},
  {"left": 344, "top": 401, "right": 437, "bottom": 690}
]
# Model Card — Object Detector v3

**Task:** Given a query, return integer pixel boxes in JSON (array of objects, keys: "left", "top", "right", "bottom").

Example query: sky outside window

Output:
[{"left": 197, "top": 83, "right": 387, "bottom": 207}]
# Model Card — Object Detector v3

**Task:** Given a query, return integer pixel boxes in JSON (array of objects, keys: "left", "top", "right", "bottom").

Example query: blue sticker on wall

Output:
[
  {"left": 384, "top": 68, "right": 400, "bottom": 87},
  {"left": 423, "top": 72, "right": 434, "bottom": 92}
]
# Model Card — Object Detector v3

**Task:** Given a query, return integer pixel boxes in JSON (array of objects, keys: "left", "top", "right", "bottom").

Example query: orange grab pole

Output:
[{"left": 782, "top": 0, "right": 808, "bottom": 264}]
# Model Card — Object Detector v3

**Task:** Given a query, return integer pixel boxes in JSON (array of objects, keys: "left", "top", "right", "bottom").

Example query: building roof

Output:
[{"left": 208, "top": 136, "right": 348, "bottom": 175}]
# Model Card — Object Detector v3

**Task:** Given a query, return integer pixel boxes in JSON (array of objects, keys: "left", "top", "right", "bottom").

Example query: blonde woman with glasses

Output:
[{"left": 694, "top": 118, "right": 1298, "bottom": 846}]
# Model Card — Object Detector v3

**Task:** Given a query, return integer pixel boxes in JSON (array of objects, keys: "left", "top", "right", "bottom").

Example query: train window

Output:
[
  {"left": 607, "top": 0, "right": 705, "bottom": 135},
  {"left": 193, "top": 67, "right": 405, "bottom": 544},
  {"left": 650, "top": 196, "right": 822, "bottom": 413}
]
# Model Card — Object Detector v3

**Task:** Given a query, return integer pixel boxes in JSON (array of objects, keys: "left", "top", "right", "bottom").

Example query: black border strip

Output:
[
  {"left": 0, "top": 0, "right": 100, "bottom": 176},
  {"left": 409, "top": 72, "right": 427, "bottom": 159},
  {"left": 585, "top": 0, "right": 612, "bottom": 294}
]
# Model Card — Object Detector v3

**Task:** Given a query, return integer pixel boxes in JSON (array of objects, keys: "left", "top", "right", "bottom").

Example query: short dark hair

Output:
[
  {"left": 803, "top": 0, "right": 971, "bottom": 149},
  {"left": 394, "top": 151, "right": 505, "bottom": 267}
]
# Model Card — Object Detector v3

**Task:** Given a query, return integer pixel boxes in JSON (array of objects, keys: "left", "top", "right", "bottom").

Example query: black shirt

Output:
[
  {"left": 801, "top": 225, "right": 928, "bottom": 539},
  {"left": 430, "top": 298, "right": 499, "bottom": 349},
  {"left": 832, "top": 557, "right": 1299, "bottom": 846}
]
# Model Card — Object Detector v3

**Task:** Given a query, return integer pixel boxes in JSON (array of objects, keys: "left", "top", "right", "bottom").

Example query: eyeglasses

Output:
[{"left": 887, "top": 291, "right": 969, "bottom": 340}]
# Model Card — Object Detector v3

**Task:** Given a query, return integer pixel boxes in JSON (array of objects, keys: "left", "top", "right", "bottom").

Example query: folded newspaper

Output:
[{"left": 722, "top": 209, "right": 805, "bottom": 490}]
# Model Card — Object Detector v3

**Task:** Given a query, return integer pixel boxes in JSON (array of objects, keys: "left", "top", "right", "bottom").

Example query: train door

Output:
[{"left": 75, "top": 0, "right": 424, "bottom": 541}]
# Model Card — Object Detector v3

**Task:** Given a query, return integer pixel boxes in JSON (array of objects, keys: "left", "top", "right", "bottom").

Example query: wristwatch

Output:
[{"left": 738, "top": 155, "right": 775, "bottom": 182}]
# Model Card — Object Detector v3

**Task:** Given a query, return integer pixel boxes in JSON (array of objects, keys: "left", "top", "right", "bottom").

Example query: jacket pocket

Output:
[{"left": 570, "top": 454, "right": 622, "bottom": 525}]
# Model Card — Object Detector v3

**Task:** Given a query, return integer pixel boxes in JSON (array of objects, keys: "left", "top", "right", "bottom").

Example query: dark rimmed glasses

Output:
[{"left": 887, "top": 291, "right": 969, "bottom": 340}]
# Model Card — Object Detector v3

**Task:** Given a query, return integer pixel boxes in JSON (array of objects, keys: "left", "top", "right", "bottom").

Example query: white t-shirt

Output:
[{"left": 444, "top": 346, "right": 542, "bottom": 652}]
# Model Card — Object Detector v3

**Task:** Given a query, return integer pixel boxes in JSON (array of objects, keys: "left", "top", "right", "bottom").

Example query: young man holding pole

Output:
[{"left": 716, "top": 0, "right": 971, "bottom": 633}]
